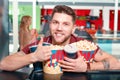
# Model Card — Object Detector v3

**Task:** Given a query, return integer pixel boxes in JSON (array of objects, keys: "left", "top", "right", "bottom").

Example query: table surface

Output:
[{"left": 0, "top": 68, "right": 120, "bottom": 80}]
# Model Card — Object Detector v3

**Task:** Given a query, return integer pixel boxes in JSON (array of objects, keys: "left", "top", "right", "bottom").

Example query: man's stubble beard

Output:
[{"left": 51, "top": 34, "right": 71, "bottom": 46}]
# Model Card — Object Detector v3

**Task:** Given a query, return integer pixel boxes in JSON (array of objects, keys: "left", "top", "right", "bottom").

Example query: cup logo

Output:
[{"left": 43, "top": 45, "right": 65, "bottom": 74}]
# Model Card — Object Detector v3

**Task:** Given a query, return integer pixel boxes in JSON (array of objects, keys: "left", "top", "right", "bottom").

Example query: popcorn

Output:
[
  {"left": 50, "top": 45, "right": 64, "bottom": 50},
  {"left": 72, "top": 40, "right": 97, "bottom": 51},
  {"left": 43, "top": 59, "right": 63, "bottom": 74},
  {"left": 71, "top": 40, "right": 98, "bottom": 62},
  {"left": 43, "top": 40, "right": 98, "bottom": 74}
]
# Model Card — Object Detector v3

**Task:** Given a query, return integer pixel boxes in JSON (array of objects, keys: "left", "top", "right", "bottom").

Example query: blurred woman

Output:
[{"left": 19, "top": 15, "right": 38, "bottom": 50}]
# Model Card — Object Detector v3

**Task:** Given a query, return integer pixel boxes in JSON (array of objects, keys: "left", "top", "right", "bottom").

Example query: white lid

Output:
[{"left": 64, "top": 44, "right": 78, "bottom": 53}]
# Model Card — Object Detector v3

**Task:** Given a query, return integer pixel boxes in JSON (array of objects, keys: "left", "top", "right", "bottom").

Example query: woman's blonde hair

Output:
[{"left": 20, "top": 15, "right": 32, "bottom": 29}]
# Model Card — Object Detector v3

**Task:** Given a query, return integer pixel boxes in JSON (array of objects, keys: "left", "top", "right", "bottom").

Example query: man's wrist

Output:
[
  {"left": 102, "top": 60, "right": 110, "bottom": 70},
  {"left": 30, "top": 53, "right": 38, "bottom": 63}
]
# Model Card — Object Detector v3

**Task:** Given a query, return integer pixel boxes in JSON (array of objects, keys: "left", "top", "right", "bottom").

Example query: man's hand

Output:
[
  {"left": 32, "top": 37, "right": 52, "bottom": 62},
  {"left": 59, "top": 52, "right": 87, "bottom": 72}
]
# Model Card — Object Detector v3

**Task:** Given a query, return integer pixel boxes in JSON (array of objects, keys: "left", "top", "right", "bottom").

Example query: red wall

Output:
[{"left": 109, "top": 10, "right": 120, "bottom": 31}]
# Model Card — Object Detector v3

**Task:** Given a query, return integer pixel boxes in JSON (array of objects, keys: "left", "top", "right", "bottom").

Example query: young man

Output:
[{"left": 0, "top": 5, "right": 119, "bottom": 72}]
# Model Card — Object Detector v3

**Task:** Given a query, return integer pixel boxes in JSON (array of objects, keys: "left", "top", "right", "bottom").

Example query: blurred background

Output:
[
  {"left": 1, "top": 0, "right": 120, "bottom": 60},
  {"left": 0, "top": 0, "right": 9, "bottom": 60}
]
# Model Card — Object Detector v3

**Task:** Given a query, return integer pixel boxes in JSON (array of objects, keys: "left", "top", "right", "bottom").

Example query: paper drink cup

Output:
[
  {"left": 29, "top": 45, "right": 43, "bottom": 72},
  {"left": 30, "top": 45, "right": 37, "bottom": 52},
  {"left": 64, "top": 44, "right": 78, "bottom": 59},
  {"left": 29, "top": 42, "right": 50, "bottom": 72},
  {"left": 30, "top": 42, "right": 50, "bottom": 52},
  {"left": 42, "top": 42, "right": 51, "bottom": 46},
  {"left": 43, "top": 49, "right": 65, "bottom": 74}
]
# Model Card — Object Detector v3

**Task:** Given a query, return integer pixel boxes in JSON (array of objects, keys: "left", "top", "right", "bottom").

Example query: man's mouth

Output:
[{"left": 55, "top": 33, "right": 63, "bottom": 37}]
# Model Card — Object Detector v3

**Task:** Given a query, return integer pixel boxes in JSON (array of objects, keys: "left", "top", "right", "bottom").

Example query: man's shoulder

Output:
[
  {"left": 70, "top": 34, "right": 84, "bottom": 43},
  {"left": 43, "top": 36, "right": 52, "bottom": 43}
]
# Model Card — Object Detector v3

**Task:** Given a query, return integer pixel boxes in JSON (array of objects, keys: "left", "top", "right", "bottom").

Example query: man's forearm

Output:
[
  {"left": 89, "top": 61, "right": 104, "bottom": 71},
  {"left": 90, "top": 49, "right": 120, "bottom": 71},
  {"left": 0, "top": 51, "right": 36, "bottom": 71},
  {"left": 89, "top": 59, "right": 119, "bottom": 71}
]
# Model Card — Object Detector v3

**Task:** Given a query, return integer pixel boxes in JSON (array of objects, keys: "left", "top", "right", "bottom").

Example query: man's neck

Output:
[{"left": 52, "top": 37, "right": 71, "bottom": 46}]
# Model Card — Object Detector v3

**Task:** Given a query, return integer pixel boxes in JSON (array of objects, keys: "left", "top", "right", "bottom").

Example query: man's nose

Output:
[{"left": 57, "top": 24, "right": 62, "bottom": 30}]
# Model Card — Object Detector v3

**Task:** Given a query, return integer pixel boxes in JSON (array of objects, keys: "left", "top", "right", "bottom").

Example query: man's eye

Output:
[
  {"left": 52, "top": 21, "right": 58, "bottom": 24},
  {"left": 63, "top": 23, "right": 69, "bottom": 26}
]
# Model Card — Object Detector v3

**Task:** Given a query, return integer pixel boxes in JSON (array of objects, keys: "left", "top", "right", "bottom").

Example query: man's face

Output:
[{"left": 50, "top": 13, "right": 75, "bottom": 45}]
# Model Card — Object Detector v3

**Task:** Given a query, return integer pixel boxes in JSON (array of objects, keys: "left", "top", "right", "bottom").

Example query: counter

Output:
[{"left": 0, "top": 68, "right": 120, "bottom": 80}]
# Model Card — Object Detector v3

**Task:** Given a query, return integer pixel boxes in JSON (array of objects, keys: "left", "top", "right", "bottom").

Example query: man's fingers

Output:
[
  {"left": 59, "top": 59, "right": 75, "bottom": 67},
  {"left": 64, "top": 57, "right": 75, "bottom": 63}
]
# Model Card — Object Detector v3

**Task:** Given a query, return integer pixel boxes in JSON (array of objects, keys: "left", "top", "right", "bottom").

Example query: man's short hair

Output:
[{"left": 51, "top": 5, "right": 76, "bottom": 24}]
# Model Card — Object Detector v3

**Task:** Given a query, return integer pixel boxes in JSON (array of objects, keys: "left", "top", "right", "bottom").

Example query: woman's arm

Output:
[{"left": 19, "top": 30, "right": 24, "bottom": 50}]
